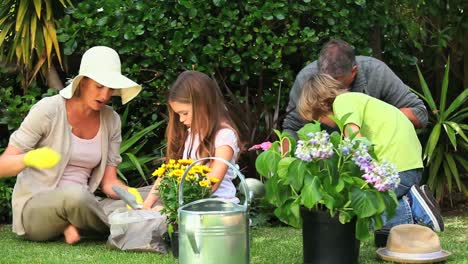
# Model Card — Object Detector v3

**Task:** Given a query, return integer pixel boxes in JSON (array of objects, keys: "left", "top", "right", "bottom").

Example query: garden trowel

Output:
[{"left": 112, "top": 185, "right": 143, "bottom": 209}]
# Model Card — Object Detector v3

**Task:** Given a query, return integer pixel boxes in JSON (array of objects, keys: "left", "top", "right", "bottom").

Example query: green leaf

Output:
[
  {"left": 287, "top": 159, "right": 307, "bottom": 191},
  {"left": 297, "top": 122, "right": 321, "bottom": 140},
  {"left": 334, "top": 177, "right": 345, "bottom": 192},
  {"left": 453, "top": 155, "right": 468, "bottom": 173},
  {"left": 274, "top": 198, "right": 301, "bottom": 228},
  {"left": 330, "top": 112, "right": 352, "bottom": 133},
  {"left": 0, "top": 22, "right": 13, "bottom": 48},
  {"left": 443, "top": 89, "right": 468, "bottom": 119},
  {"left": 424, "top": 123, "right": 441, "bottom": 162},
  {"left": 427, "top": 150, "right": 443, "bottom": 188},
  {"left": 443, "top": 161, "right": 452, "bottom": 192},
  {"left": 322, "top": 193, "right": 336, "bottom": 211},
  {"left": 350, "top": 188, "right": 378, "bottom": 218},
  {"left": 32, "top": 0, "right": 41, "bottom": 19},
  {"left": 356, "top": 218, "right": 371, "bottom": 240},
  {"left": 416, "top": 64, "right": 437, "bottom": 111},
  {"left": 301, "top": 175, "right": 321, "bottom": 208},
  {"left": 212, "top": 0, "right": 225, "bottom": 7},
  {"left": 15, "top": 0, "right": 28, "bottom": 32},
  {"left": 120, "top": 121, "right": 163, "bottom": 153},
  {"left": 255, "top": 150, "right": 281, "bottom": 178},
  {"left": 439, "top": 57, "right": 450, "bottom": 113},
  {"left": 445, "top": 121, "right": 468, "bottom": 143},
  {"left": 338, "top": 210, "right": 352, "bottom": 224},
  {"left": 382, "top": 191, "right": 398, "bottom": 219},
  {"left": 445, "top": 154, "right": 461, "bottom": 191},
  {"left": 124, "top": 152, "right": 149, "bottom": 185},
  {"left": 277, "top": 157, "right": 295, "bottom": 179},
  {"left": 443, "top": 123, "right": 457, "bottom": 150},
  {"left": 325, "top": 156, "right": 339, "bottom": 185}
]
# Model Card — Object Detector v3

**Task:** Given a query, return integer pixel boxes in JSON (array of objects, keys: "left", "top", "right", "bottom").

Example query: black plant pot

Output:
[
  {"left": 163, "top": 231, "right": 179, "bottom": 258},
  {"left": 374, "top": 227, "right": 391, "bottom": 248},
  {"left": 171, "top": 231, "right": 179, "bottom": 258},
  {"left": 301, "top": 207, "right": 360, "bottom": 264}
]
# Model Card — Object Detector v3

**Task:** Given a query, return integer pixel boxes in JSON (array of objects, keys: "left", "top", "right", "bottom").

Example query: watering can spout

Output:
[{"left": 187, "top": 231, "right": 200, "bottom": 255}]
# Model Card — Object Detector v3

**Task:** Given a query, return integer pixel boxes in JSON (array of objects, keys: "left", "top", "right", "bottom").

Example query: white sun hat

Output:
[
  {"left": 59, "top": 46, "right": 142, "bottom": 104},
  {"left": 376, "top": 224, "right": 451, "bottom": 263}
]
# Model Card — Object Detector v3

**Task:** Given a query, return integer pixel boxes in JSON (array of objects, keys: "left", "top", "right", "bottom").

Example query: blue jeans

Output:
[{"left": 382, "top": 169, "right": 422, "bottom": 228}]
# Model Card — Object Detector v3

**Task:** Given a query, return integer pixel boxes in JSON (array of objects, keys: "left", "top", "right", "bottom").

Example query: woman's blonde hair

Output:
[{"left": 298, "top": 73, "right": 347, "bottom": 121}]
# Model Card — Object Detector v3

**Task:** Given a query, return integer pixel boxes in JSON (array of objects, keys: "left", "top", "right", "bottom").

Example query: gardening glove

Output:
[
  {"left": 127, "top": 187, "right": 143, "bottom": 210},
  {"left": 23, "top": 147, "right": 61, "bottom": 169}
]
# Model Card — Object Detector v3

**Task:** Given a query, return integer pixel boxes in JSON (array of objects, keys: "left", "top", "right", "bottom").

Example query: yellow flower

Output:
[
  {"left": 169, "top": 169, "right": 184, "bottom": 178},
  {"left": 199, "top": 180, "right": 210, "bottom": 188},
  {"left": 169, "top": 159, "right": 176, "bottom": 164},
  {"left": 179, "top": 159, "right": 193, "bottom": 165},
  {"left": 152, "top": 167, "right": 166, "bottom": 177},
  {"left": 188, "top": 175, "right": 197, "bottom": 182},
  {"left": 189, "top": 167, "right": 200, "bottom": 174},
  {"left": 209, "top": 177, "right": 220, "bottom": 183},
  {"left": 201, "top": 166, "right": 212, "bottom": 173}
]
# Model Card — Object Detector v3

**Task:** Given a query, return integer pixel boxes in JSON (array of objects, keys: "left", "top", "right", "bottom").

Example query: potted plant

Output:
[
  {"left": 254, "top": 115, "right": 399, "bottom": 263},
  {"left": 151, "top": 158, "right": 219, "bottom": 257}
]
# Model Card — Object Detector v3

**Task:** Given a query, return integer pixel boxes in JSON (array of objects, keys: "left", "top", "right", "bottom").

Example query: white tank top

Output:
[{"left": 58, "top": 127, "right": 102, "bottom": 188}]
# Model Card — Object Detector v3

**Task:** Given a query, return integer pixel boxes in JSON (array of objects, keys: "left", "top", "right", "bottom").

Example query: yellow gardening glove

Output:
[
  {"left": 23, "top": 147, "right": 61, "bottom": 169},
  {"left": 127, "top": 187, "right": 143, "bottom": 209}
]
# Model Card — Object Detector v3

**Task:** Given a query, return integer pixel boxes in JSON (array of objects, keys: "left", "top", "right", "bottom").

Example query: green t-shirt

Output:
[{"left": 333, "top": 92, "right": 423, "bottom": 172}]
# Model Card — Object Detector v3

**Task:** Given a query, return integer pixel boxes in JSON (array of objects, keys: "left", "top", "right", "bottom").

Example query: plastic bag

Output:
[{"left": 107, "top": 208, "right": 168, "bottom": 253}]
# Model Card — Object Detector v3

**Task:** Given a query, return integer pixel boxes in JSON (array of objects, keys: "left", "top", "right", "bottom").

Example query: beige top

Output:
[
  {"left": 58, "top": 126, "right": 102, "bottom": 188},
  {"left": 9, "top": 95, "right": 122, "bottom": 235}
]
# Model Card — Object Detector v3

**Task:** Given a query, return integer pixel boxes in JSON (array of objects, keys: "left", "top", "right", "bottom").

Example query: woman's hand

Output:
[{"left": 23, "top": 147, "right": 61, "bottom": 169}]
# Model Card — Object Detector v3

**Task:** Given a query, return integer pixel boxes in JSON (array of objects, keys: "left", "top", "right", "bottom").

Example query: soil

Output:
[{"left": 441, "top": 191, "right": 468, "bottom": 217}]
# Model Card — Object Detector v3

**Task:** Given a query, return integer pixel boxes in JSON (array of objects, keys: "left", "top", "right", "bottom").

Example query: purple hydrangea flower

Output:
[
  {"left": 295, "top": 131, "right": 334, "bottom": 161},
  {"left": 350, "top": 142, "right": 374, "bottom": 172},
  {"left": 362, "top": 160, "right": 400, "bottom": 191},
  {"left": 338, "top": 138, "right": 354, "bottom": 156}
]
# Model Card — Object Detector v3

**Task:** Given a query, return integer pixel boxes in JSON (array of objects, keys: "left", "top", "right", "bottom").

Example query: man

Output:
[{"left": 283, "top": 39, "right": 428, "bottom": 138}]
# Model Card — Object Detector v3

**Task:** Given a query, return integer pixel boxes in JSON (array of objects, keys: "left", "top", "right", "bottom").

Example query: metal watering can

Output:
[{"left": 178, "top": 157, "right": 250, "bottom": 264}]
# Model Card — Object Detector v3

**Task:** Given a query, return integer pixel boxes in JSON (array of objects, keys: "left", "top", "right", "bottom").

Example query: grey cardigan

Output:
[
  {"left": 9, "top": 95, "right": 122, "bottom": 235},
  {"left": 282, "top": 56, "right": 428, "bottom": 137}
]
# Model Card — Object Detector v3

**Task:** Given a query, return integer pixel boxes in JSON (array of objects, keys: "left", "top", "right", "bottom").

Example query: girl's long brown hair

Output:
[{"left": 165, "top": 70, "right": 240, "bottom": 161}]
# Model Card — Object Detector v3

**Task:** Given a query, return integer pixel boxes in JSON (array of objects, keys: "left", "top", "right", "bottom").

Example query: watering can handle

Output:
[{"left": 178, "top": 157, "right": 250, "bottom": 208}]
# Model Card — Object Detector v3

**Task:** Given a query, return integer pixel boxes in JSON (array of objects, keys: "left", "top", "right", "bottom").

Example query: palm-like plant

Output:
[
  {"left": 0, "top": 0, "right": 72, "bottom": 90},
  {"left": 413, "top": 57, "right": 468, "bottom": 202},
  {"left": 117, "top": 105, "right": 166, "bottom": 187}
]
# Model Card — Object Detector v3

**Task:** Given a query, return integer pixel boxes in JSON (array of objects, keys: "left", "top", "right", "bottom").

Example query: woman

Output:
[{"left": 0, "top": 46, "right": 142, "bottom": 244}]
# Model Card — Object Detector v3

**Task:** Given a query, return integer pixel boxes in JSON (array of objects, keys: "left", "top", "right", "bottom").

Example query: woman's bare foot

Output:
[{"left": 64, "top": 225, "right": 81, "bottom": 244}]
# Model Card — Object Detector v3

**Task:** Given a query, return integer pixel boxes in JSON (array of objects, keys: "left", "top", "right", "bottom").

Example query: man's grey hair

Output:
[{"left": 317, "top": 39, "right": 356, "bottom": 78}]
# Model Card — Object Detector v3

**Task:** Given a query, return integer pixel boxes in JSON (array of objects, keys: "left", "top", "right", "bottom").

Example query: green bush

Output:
[
  {"left": 56, "top": 0, "right": 392, "bottom": 177},
  {"left": 0, "top": 178, "right": 14, "bottom": 223}
]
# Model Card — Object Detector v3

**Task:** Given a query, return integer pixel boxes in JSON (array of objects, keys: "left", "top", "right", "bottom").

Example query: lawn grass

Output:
[{"left": 0, "top": 215, "right": 466, "bottom": 263}]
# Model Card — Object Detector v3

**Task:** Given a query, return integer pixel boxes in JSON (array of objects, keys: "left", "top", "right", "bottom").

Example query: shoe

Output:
[
  {"left": 408, "top": 185, "right": 444, "bottom": 232},
  {"left": 421, "top": 185, "right": 441, "bottom": 210}
]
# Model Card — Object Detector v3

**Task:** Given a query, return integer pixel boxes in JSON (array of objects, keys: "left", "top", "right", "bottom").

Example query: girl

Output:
[
  {"left": 296, "top": 73, "right": 443, "bottom": 232},
  {"left": 143, "top": 70, "right": 242, "bottom": 209}
]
